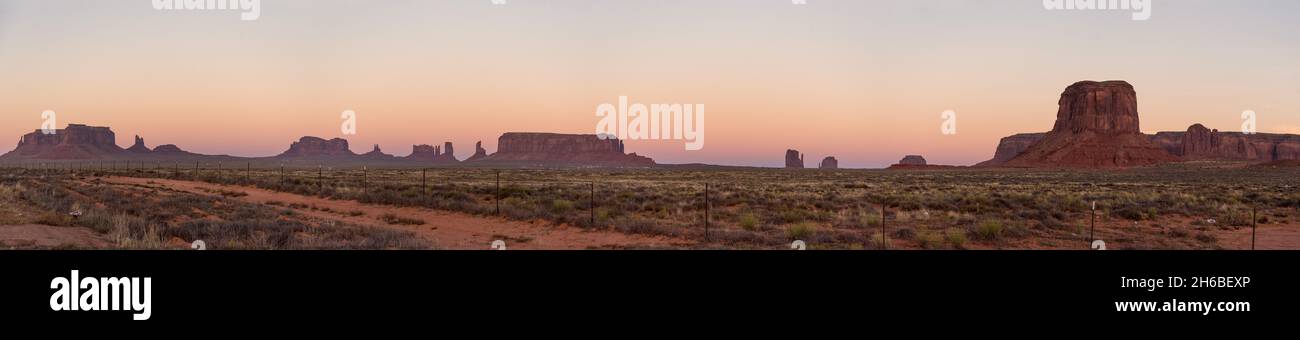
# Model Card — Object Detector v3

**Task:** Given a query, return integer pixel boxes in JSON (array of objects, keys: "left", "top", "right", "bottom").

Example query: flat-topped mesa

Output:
[
  {"left": 406, "top": 142, "right": 458, "bottom": 163},
  {"left": 1002, "top": 80, "right": 1177, "bottom": 167},
  {"left": 464, "top": 141, "right": 489, "bottom": 162},
  {"left": 1052, "top": 81, "right": 1141, "bottom": 135},
  {"left": 2, "top": 124, "right": 123, "bottom": 160},
  {"left": 473, "top": 133, "right": 654, "bottom": 166},
  {"left": 898, "top": 155, "right": 927, "bottom": 166},
  {"left": 819, "top": 156, "right": 838, "bottom": 169},
  {"left": 784, "top": 149, "right": 804, "bottom": 168},
  {"left": 277, "top": 136, "right": 355, "bottom": 158}
]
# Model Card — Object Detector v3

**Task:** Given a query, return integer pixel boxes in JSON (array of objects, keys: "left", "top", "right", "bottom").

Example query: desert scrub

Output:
[
  {"left": 892, "top": 227, "right": 916, "bottom": 240},
  {"left": 379, "top": 213, "right": 425, "bottom": 225},
  {"left": 974, "top": 220, "right": 1003, "bottom": 241},
  {"left": 738, "top": 212, "right": 759, "bottom": 231},
  {"left": 945, "top": 228, "right": 967, "bottom": 249},
  {"left": 551, "top": 199, "right": 575, "bottom": 213},
  {"left": 785, "top": 222, "right": 817, "bottom": 240},
  {"left": 915, "top": 230, "right": 943, "bottom": 249}
]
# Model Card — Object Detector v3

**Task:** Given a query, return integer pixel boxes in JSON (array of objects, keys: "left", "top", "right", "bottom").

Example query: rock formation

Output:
[
  {"left": 473, "top": 133, "right": 654, "bottom": 166},
  {"left": 898, "top": 155, "right": 927, "bottom": 166},
  {"left": 406, "top": 143, "right": 458, "bottom": 163},
  {"left": 976, "top": 133, "right": 1046, "bottom": 166},
  {"left": 1001, "top": 81, "right": 1177, "bottom": 167},
  {"left": 151, "top": 144, "right": 188, "bottom": 154},
  {"left": 819, "top": 156, "right": 838, "bottom": 169},
  {"left": 277, "top": 137, "right": 355, "bottom": 158},
  {"left": 126, "top": 135, "right": 151, "bottom": 153},
  {"left": 1, "top": 124, "right": 123, "bottom": 159},
  {"left": 1152, "top": 124, "right": 1300, "bottom": 161},
  {"left": 361, "top": 144, "right": 394, "bottom": 159},
  {"left": 784, "top": 150, "right": 804, "bottom": 168},
  {"left": 464, "top": 141, "right": 489, "bottom": 162}
]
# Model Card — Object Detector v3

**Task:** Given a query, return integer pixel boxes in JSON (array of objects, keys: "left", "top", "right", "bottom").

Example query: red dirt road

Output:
[{"left": 103, "top": 177, "right": 693, "bottom": 250}]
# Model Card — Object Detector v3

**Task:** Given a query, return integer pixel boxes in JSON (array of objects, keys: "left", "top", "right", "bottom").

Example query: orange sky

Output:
[{"left": 1, "top": 1, "right": 1297, "bottom": 167}]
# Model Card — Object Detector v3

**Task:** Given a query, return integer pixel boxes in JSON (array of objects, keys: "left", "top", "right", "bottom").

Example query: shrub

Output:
[
  {"left": 915, "top": 231, "right": 943, "bottom": 249},
  {"left": 738, "top": 213, "right": 759, "bottom": 231},
  {"left": 786, "top": 222, "right": 816, "bottom": 240},
  {"left": 1114, "top": 206, "right": 1145, "bottom": 221},
  {"left": 892, "top": 227, "right": 916, "bottom": 240},
  {"left": 945, "top": 228, "right": 967, "bottom": 249},
  {"left": 974, "top": 220, "right": 1003, "bottom": 241},
  {"left": 551, "top": 199, "right": 575, "bottom": 213}
]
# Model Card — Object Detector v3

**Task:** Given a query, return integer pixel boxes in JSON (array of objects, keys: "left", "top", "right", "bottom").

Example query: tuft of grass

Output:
[
  {"left": 738, "top": 213, "right": 759, "bottom": 231},
  {"left": 945, "top": 228, "right": 967, "bottom": 249},
  {"left": 974, "top": 220, "right": 1003, "bottom": 241},
  {"left": 915, "top": 230, "right": 943, "bottom": 249},
  {"left": 551, "top": 199, "right": 575, "bottom": 213},
  {"left": 785, "top": 222, "right": 816, "bottom": 240}
]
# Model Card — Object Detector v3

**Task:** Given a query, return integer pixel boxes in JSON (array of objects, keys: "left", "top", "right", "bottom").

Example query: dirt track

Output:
[
  {"left": 101, "top": 176, "right": 691, "bottom": 250},
  {"left": 0, "top": 224, "right": 111, "bottom": 249}
]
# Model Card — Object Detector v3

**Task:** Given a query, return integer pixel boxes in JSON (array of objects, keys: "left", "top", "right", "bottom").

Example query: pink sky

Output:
[{"left": 1, "top": 1, "right": 1296, "bottom": 167}]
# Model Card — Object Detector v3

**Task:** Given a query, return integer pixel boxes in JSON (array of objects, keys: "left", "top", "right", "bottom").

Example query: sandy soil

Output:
[
  {"left": 0, "top": 224, "right": 112, "bottom": 249},
  {"left": 102, "top": 176, "right": 693, "bottom": 250},
  {"left": 1222, "top": 225, "right": 1300, "bottom": 250}
]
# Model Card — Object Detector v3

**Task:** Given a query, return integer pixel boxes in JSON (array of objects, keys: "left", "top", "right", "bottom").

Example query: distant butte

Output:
[{"left": 979, "top": 80, "right": 1300, "bottom": 168}]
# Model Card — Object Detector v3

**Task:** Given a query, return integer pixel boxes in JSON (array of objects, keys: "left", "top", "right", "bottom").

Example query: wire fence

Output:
[{"left": 0, "top": 160, "right": 1290, "bottom": 250}]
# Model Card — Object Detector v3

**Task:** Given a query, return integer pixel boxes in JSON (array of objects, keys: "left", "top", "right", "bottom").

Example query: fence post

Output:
[
  {"left": 1252, "top": 206, "right": 1257, "bottom": 250},
  {"left": 704, "top": 183, "right": 711, "bottom": 242},
  {"left": 280, "top": 164, "right": 285, "bottom": 190},
  {"left": 881, "top": 204, "right": 888, "bottom": 250},
  {"left": 590, "top": 181, "right": 596, "bottom": 227},
  {"left": 1090, "top": 201, "right": 1097, "bottom": 249},
  {"left": 318, "top": 165, "right": 324, "bottom": 196},
  {"left": 421, "top": 168, "right": 427, "bottom": 203},
  {"left": 246, "top": 162, "right": 250, "bottom": 184},
  {"left": 363, "top": 166, "right": 368, "bottom": 197}
]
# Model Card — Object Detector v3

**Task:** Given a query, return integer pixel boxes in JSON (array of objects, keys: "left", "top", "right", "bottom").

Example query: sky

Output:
[{"left": 0, "top": 0, "right": 1297, "bottom": 167}]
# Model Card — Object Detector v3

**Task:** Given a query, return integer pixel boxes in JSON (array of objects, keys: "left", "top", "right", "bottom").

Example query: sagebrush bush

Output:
[
  {"left": 974, "top": 220, "right": 1003, "bottom": 241},
  {"left": 785, "top": 222, "right": 816, "bottom": 240},
  {"left": 738, "top": 213, "right": 759, "bottom": 231}
]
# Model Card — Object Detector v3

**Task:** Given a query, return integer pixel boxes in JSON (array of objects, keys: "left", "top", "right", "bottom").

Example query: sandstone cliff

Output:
[
  {"left": 976, "top": 133, "right": 1046, "bottom": 166},
  {"left": 405, "top": 143, "right": 458, "bottom": 163},
  {"left": 819, "top": 156, "right": 838, "bottom": 169},
  {"left": 277, "top": 137, "right": 355, "bottom": 158},
  {"left": 2, "top": 124, "right": 123, "bottom": 159},
  {"left": 1001, "top": 81, "right": 1176, "bottom": 167},
  {"left": 472, "top": 133, "right": 654, "bottom": 166},
  {"left": 784, "top": 150, "right": 804, "bottom": 169},
  {"left": 126, "top": 135, "right": 151, "bottom": 153},
  {"left": 1152, "top": 124, "right": 1300, "bottom": 161},
  {"left": 464, "top": 141, "right": 489, "bottom": 162}
]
